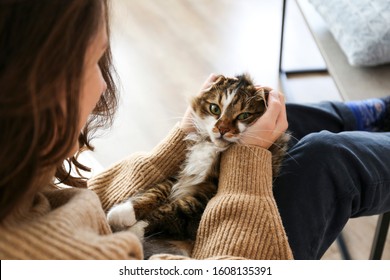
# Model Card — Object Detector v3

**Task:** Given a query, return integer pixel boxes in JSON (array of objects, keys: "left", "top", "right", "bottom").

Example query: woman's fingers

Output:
[
  {"left": 241, "top": 89, "right": 288, "bottom": 149},
  {"left": 199, "top": 73, "right": 219, "bottom": 93}
]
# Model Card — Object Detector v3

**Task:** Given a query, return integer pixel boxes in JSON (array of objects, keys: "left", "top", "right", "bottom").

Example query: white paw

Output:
[
  {"left": 107, "top": 200, "right": 137, "bottom": 231},
  {"left": 129, "top": 220, "right": 149, "bottom": 240}
]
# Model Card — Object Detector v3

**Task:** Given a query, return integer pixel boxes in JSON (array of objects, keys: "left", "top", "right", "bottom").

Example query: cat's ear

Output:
[
  {"left": 236, "top": 73, "right": 254, "bottom": 85},
  {"left": 255, "top": 87, "right": 272, "bottom": 108},
  {"left": 262, "top": 87, "right": 274, "bottom": 106}
]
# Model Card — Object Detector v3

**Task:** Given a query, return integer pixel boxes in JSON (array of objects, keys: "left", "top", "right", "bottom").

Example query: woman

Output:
[{"left": 0, "top": 0, "right": 291, "bottom": 259}]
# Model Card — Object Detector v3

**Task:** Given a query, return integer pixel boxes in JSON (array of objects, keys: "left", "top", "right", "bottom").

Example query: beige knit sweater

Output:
[{"left": 0, "top": 125, "right": 293, "bottom": 260}]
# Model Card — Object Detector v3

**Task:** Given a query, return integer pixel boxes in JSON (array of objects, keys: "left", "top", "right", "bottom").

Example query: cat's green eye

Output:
[
  {"left": 237, "top": 112, "right": 251, "bottom": 120},
  {"left": 209, "top": 104, "right": 221, "bottom": 115}
]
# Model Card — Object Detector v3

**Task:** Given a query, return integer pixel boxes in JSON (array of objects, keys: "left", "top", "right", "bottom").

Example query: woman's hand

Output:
[
  {"left": 240, "top": 89, "right": 288, "bottom": 149},
  {"left": 180, "top": 73, "right": 219, "bottom": 133}
]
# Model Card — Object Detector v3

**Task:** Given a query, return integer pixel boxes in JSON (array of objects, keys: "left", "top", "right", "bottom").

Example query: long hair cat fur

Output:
[{"left": 107, "top": 73, "right": 290, "bottom": 259}]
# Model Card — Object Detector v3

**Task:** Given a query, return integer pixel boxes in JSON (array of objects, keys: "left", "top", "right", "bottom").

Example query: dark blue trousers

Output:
[{"left": 274, "top": 102, "right": 390, "bottom": 259}]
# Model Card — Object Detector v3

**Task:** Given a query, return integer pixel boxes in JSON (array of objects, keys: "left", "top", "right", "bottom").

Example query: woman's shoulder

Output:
[{"left": 0, "top": 187, "right": 141, "bottom": 259}]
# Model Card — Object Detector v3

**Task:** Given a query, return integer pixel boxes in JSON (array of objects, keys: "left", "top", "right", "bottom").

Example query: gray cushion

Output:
[{"left": 309, "top": 0, "right": 390, "bottom": 66}]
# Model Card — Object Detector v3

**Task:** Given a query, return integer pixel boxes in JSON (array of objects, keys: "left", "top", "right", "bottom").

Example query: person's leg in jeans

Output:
[
  {"left": 274, "top": 101, "right": 390, "bottom": 259},
  {"left": 285, "top": 102, "right": 356, "bottom": 141},
  {"left": 287, "top": 98, "right": 390, "bottom": 141}
]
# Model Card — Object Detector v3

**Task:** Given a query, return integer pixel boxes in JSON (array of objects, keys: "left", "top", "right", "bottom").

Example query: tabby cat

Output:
[{"left": 107, "top": 74, "right": 290, "bottom": 258}]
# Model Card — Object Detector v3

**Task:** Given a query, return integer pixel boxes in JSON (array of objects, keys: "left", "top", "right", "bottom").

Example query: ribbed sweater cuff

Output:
[
  {"left": 219, "top": 144, "right": 272, "bottom": 195},
  {"left": 192, "top": 144, "right": 293, "bottom": 259}
]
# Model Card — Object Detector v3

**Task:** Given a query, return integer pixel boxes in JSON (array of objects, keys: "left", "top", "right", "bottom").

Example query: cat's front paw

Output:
[
  {"left": 129, "top": 220, "right": 149, "bottom": 241},
  {"left": 107, "top": 200, "right": 137, "bottom": 232}
]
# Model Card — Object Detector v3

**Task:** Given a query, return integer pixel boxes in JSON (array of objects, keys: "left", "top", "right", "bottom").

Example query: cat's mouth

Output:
[{"left": 212, "top": 136, "right": 235, "bottom": 148}]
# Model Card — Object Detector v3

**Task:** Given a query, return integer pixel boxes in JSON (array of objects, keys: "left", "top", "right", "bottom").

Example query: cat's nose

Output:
[{"left": 218, "top": 127, "right": 230, "bottom": 136}]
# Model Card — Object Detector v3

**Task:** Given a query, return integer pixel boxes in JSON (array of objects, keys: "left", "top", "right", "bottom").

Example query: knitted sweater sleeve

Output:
[
  {"left": 89, "top": 125, "right": 292, "bottom": 260},
  {"left": 192, "top": 145, "right": 294, "bottom": 260},
  {"left": 89, "top": 125, "right": 188, "bottom": 211}
]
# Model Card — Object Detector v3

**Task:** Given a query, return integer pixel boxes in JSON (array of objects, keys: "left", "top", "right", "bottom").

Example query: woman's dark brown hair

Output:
[{"left": 0, "top": 0, "right": 118, "bottom": 220}]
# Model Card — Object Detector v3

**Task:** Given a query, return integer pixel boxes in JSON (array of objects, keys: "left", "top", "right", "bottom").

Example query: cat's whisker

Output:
[
  {"left": 243, "top": 134, "right": 287, "bottom": 146},
  {"left": 238, "top": 136, "right": 276, "bottom": 149},
  {"left": 159, "top": 117, "right": 186, "bottom": 122},
  {"left": 236, "top": 141, "right": 275, "bottom": 167},
  {"left": 282, "top": 149, "right": 299, "bottom": 165},
  {"left": 282, "top": 131, "right": 299, "bottom": 143},
  {"left": 245, "top": 129, "right": 299, "bottom": 142},
  {"left": 240, "top": 135, "right": 287, "bottom": 153},
  {"left": 153, "top": 116, "right": 187, "bottom": 126},
  {"left": 144, "top": 230, "right": 165, "bottom": 240},
  {"left": 239, "top": 137, "right": 298, "bottom": 165},
  {"left": 243, "top": 130, "right": 299, "bottom": 143},
  {"left": 191, "top": 120, "right": 203, "bottom": 133}
]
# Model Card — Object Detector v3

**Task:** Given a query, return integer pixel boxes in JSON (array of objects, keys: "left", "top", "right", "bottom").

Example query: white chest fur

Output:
[
  {"left": 183, "top": 141, "right": 223, "bottom": 183},
  {"left": 170, "top": 134, "right": 227, "bottom": 198}
]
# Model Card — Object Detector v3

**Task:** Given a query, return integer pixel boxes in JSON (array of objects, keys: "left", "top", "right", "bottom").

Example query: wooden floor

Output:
[{"left": 91, "top": 0, "right": 389, "bottom": 259}]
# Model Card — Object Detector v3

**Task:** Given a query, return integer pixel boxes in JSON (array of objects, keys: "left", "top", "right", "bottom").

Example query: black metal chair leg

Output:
[
  {"left": 369, "top": 212, "right": 390, "bottom": 260},
  {"left": 337, "top": 233, "right": 352, "bottom": 260}
]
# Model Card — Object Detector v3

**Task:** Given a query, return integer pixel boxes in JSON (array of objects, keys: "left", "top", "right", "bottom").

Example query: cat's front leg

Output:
[{"left": 128, "top": 220, "right": 149, "bottom": 240}]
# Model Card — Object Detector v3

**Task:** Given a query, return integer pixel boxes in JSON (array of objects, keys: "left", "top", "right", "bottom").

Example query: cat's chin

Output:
[{"left": 212, "top": 138, "right": 233, "bottom": 149}]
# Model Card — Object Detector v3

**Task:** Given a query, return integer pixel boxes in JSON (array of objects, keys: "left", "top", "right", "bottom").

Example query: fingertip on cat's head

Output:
[{"left": 208, "top": 73, "right": 217, "bottom": 80}]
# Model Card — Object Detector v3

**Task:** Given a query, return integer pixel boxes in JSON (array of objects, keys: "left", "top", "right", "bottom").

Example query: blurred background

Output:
[{"left": 89, "top": 0, "right": 388, "bottom": 259}]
